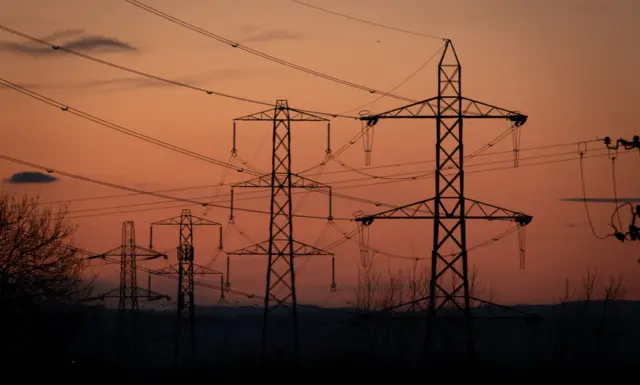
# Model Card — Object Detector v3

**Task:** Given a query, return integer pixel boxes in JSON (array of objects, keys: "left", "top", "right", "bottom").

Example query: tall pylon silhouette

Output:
[
  {"left": 87, "top": 220, "right": 169, "bottom": 363},
  {"left": 149, "top": 209, "right": 224, "bottom": 366},
  {"left": 355, "top": 39, "right": 533, "bottom": 363},
  {"left": 228, "top": 100, "right": 334, "bottom": 366}
]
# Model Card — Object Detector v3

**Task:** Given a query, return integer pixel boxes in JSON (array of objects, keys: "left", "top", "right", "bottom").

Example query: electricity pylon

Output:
[
  {"left": 87, "top": 220, "right": 169, "bottom": 361},
  {"left": 228, "top": 100, "right": 334, "bottom": 365},
  {"left": 355, "top": 39, "right": 532, "bottom": 361},
  {"left": 148, "top": 209, "right": 224, "bottom": 364}
]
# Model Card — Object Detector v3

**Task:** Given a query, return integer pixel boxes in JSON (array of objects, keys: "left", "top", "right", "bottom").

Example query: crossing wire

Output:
[
  {"left": 23, "top": 145, "right": 622, "bottom": 221},
  {"left": 289, "top": 0, "right": 446, "bottom": 41},
  {"left": 0, "top": 77, "right": 260, "bottom": 176},
  {"left": 124, "top": 0, "right": 417, "bottom": 106},
  {"left": 0, "top": 24, "right": 357, "bottom": 120},
  {"left": 0, "top": 154, "right": 353, "bottom": 221},
  {"left": 46, "top": 147, "right": 635, "bottom": 222},
  {"left": 32, "top": 137, "right": 605, "bottom": 208}
]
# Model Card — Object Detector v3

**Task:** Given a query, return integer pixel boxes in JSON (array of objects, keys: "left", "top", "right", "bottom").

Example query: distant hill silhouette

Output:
[{"left": 11, "top": 299, "right": 636, "bottom": 380}]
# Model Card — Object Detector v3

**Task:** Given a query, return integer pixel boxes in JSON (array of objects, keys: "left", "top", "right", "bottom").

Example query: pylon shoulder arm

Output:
[
  {"left": 458, "top": 97, "right": 527, "bottom": 125},
  {"left": 227, "top": 241, "right": 270, "bottom": 255},
  {"left": 235, "top": 109, "right": 276, "bottom": 121},
  {"left": 232, "top": 174, "right": 271, "bottom": 188},
  {"left": 86, "top": 245, "right": 122, "bottom": 259},
  {"left": 355, "top": 197, "right": 436, "bottom": 223},
  {"left": 227, "top": 240, "right": 332, "bottom": 256},
  {"left": 190, "top": 216, "right": 223, "bottom": 226},
  {"left": 193, "top": 263, "right": 223, "bottom": 275},
  {"left": 287, "top": 108, "right": 330, "bottom": 122},
  {"left": 463, "top": 198, "right": 532, "bottom": 224},
  {"left": 291, "top": 174, "right": 331, "bottom": 189},
  {"left": 132, "top": 286, "right": 171, "bottom": 301},
  {"left": 235, "top": 108, "right": 329, "bottom": 122},
  {"left": 133, "top": 245, "right": 168, "bottom": 260},
  {"left": 290, "top": 240, "right": 333, "bottom": 256},
  {"left": 356, "top": 197, "right": 532, "bottom": 225},
  {"left": 150, "top": 216, "right": 181, "bottom": 226},
  {"left": 233, "top": 173, "right": 330, "bottom": 189},
  {"left": 150, "top": 264, "right": 179, "bottom": 275},
  {"left": 83, "top": 287, "right": 120, "bottom": 301},
  {"left": 360, "top": 96, "right": 526, "bottom": 126}
]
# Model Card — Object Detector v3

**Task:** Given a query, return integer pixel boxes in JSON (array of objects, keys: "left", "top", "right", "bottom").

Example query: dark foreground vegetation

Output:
[
  {"left": 2, "top": 192, "right": 639, "bottom": 382},
  {"left": 3, "top": 299, "right": 640, "bottom": 382}
]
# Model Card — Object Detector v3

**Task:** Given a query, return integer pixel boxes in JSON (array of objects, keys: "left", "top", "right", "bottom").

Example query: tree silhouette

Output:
[{"left": 0, "top": 191, "right": 93, "bottom": 309}]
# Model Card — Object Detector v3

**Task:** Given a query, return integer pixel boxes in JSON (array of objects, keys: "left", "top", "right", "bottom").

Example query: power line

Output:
[
  {"left": 33, "top": 139, "right": 611, "bottom": 212},
  {"left": 0, "top": 78, "right": 261, "bottom": 176},
  {"left": 0, "top": 24, "right": 355, "bottom": 120},
  {"left": 0, "top": 25, "right": 273, "bottom": 107},
  {"left": 54, "top": 148, "right": 611, "bottom": 220},
  {"left": 54, "top": 147, "right": 636, "bottom": 221},
  {"left": 289, "top": 0, "right": 446, "bottom": 41},
  {"left": 338, "top": 42, "right": 446, "bottom": 114},
  {"left": 124, "top": 0, "right": 417, "bottom": 105},
  {"left": 0, "top": 154, "right": 352, "bottom": 221}
]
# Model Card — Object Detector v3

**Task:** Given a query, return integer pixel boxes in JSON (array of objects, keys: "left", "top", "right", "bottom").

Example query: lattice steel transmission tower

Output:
[
  {"left": 228, "top": 100, "right": 334, "bottom": 364},
  {"left": 355, "top": 39, "right": 532, "bottom": 360},
  {"left": 87, "top": 220, "right": 169, "bottom": 360},
  {"left": 149, "top": 209, "right": 224, "bottom": 363}
]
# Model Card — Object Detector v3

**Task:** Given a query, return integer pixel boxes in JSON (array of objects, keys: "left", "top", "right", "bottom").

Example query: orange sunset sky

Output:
[{"left": 1, "top": 0, "right": 639, "bottom": 308}]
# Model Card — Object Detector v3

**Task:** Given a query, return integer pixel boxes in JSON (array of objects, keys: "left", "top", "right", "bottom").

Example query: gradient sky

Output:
[{"left": 1, "top": 0, "right": 639, "bottom": 308}]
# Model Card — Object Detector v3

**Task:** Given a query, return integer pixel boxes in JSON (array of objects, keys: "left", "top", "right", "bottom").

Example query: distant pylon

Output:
[
  {"left": 356, "top": 39, "right": 532, "bottom": 363},
  {"left": 87, "top": 220, "right": 169, "bottom": 361},
  {"left": 149, "top": 209, "right": 224, "bottom": 365},
  {"left": 228, "top": 100, "right": 334, "bottom": 365}
]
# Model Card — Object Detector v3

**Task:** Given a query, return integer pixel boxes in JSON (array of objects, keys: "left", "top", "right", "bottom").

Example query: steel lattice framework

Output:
[
  {"left": 356, "top": 40, "right": 532, "bottom": 360},
  {"left": 87, "top": 220, "right": 168, "bottom": 360},
  {"left": 228, "top": 100, "right": 334, "bottom": 364},
  {"left": 149, "top": 209, "right": 224, "bottom": 364}
]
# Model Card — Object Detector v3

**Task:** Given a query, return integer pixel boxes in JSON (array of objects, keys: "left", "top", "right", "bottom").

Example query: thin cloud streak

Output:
[
  {"left": 561, "top": 198, "right": 640, "bottom": 203},
  {"left": 0, "top": 68, "right": 253, "bottom": 93},
  {"left": 238, "top": 26, "right": 304, "bottom": 43},
  {"left": 0, "top": 29, "right": 137, "bottom": 55}
]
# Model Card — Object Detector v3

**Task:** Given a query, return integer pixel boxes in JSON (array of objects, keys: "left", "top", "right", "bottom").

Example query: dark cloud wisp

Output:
[
  {"left": 0, "top": 30, "right": 137, "bottom": 55},
  {"left": 242, "top": 29, "right": 303, "bottom": 43},
  {"left": 4, "top": 171, "right": 59, "bottom": 184},
  {"left": 561, "top": 197, "right": 640, "bottom": 203}
]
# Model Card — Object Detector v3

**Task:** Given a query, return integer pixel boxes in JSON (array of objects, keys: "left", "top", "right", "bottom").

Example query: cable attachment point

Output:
[{"left": 359, "top": 110, "right": 375, "bottom": 165}]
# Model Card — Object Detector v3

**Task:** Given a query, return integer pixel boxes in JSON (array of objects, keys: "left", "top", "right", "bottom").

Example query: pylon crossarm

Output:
[
  {"left": 232, "top": 174, "right": 271, "bottom": 188},
  {"left": 150, "top": 216, "right": 182, "bottom": 226},
  {"left": 291, "top": 174, "right": 331, "bottom": 189},
  {"left": 360, "top": 96, "right": 526, "bottom": 126},
  {"left": 291, "top": 240, "right": 333, "bottom": 256},
  {"left": 150, "top": 264, "right": 179, "bottom": 275},
  {"left": 463, "top": 198, "right": 533, "bottom": 225},
  {"left": 151, "top": 215, "right": 222, "bottom": 226},
  {"left": 84, "top": 287, "right": 119, "bottom": 301},
  {"left": 133, "top": 245, "right": 168, "bottom": 260},
  {"left": 133, "top": 286, "right": 171, "bottom": 301},
  {"left": 193, "top": 263, "right": 223, "bottom": 275},
  {"left": 235, "top": 109, "right": 278, "bottom": 121},
  {"left": 86, "top": 246, "right": 122, "bottom": 260},
  {"left": 232, "top": 173, "right": 330, "bottom": 189},
  {"left": 227, "top": 241, "right": 270, "bottom": 255},
  {"left": 355, "top": 197, "right": 532, "bottom": 225},
  {"left": 190, "top": 216, "right": 223, "bottom": 226},
  {"left": 227, "top": 239, "right": 332, "bottom": 256},
  {"left": 354, "top": 197, "right": 436, "bottom": 223},
  {"left": 235, "top": 107, "right": 328, "bottom": 122},
  {"left": 287, "top": 108, "right": 330, "bottom": 122}
]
